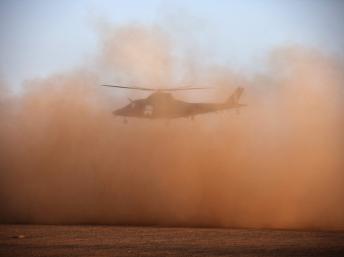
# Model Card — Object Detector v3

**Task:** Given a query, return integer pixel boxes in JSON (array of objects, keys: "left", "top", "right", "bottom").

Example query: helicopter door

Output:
[{"left": 144, "top": 104, "right": 153, "bottom": 116}]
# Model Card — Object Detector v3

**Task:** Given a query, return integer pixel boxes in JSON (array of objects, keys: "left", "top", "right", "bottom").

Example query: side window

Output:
[{"left": 144, "top": 105, "right": 153, "bottom": 116}]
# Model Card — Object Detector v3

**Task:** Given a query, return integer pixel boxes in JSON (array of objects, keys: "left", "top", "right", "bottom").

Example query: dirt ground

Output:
[{"left": 0, "top": 225, "right": 343, "bottom": 257}]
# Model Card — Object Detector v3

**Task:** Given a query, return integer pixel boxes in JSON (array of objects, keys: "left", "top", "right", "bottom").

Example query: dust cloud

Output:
[{"left": 0, "top": 24, "right": 343, "bottom": 231}]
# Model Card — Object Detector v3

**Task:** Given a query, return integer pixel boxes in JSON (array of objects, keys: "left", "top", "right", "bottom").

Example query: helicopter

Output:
[{"left": 101, "top": 84, "right": 246, "bottom": 122}]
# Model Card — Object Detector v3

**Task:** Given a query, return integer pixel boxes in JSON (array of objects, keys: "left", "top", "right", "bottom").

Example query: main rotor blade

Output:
[
  {"left": 101, "top": 84, "right": 210, "bottom": 91},
  {"left": 161, "top": 87, "right": 210, "bottom": 91},
  {"left": 101, "top": 85, "right": 155, "bottom": 91}
]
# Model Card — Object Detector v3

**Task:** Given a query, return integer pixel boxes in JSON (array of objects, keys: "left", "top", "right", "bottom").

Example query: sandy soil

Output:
[{"left": 0, "top": 225, "right": 343, "bottom": 256}]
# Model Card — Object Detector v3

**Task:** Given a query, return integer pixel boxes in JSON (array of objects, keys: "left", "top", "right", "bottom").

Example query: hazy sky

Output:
[{"left": 1, "top": 0, "right": 343, "bottom": 89}]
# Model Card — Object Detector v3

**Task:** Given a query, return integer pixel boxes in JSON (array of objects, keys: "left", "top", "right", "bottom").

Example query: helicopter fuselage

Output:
[{"left": 113, "top": 90, "right": 245, "bottom": 119}]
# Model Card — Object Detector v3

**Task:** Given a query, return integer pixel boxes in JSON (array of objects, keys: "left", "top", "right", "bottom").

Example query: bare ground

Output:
[{"left": 0, "top": 225, "right": 343, "bottom": 257}]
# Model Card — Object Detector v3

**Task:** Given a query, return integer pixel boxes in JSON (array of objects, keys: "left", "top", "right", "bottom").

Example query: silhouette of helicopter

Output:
[{"left": 101, "top": 84, "right": 245, "bottom": 122}]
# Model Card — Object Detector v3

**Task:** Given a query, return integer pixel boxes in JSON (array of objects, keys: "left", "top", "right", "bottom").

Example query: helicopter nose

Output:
[
  {"left": 113, "top": 109, "right": 120, "bottom": 116},
  {"left": 113, "top": 108, "right": 125, "bottom": 116}
]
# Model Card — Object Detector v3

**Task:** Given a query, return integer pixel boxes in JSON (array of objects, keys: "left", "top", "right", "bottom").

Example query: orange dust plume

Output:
[{"left": 0, "top": 24, "right": 343, "bottom": 231}]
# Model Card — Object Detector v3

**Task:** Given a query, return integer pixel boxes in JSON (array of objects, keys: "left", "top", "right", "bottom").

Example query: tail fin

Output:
[{"left": 226, "top": 87, "right": 244, "bottom": 104}]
